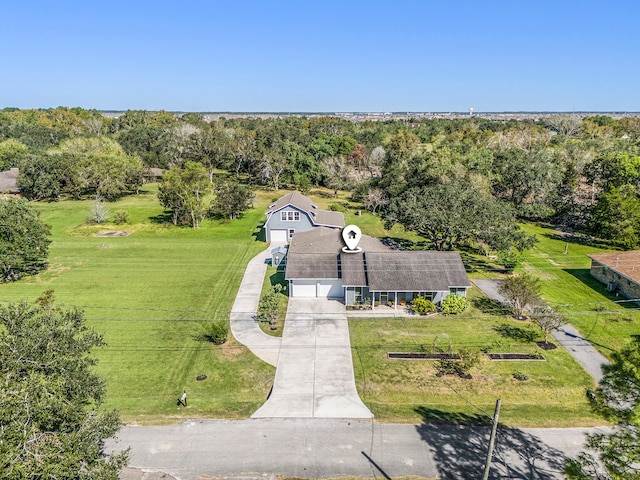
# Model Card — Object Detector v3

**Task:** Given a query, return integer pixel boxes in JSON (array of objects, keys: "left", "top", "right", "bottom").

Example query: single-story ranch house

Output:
[
  {"left": 264, "top": 192, "right": 345, "bottom": 242},
  {"left": 285, "top": 227, "right": 471, "bottom": 309},
  {"left": 588, "top": 251, "right": 640, "bottom": 302}
]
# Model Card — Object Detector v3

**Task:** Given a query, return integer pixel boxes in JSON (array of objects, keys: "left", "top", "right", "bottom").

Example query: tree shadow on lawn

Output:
[
  {"left": 564, "top": 268, "right": 640, "bottom": 311},
  {"left": 473, "top": 297, "right": 511, "bottom": 316},
  {"left": 493, "top": 323, "right": 538, "bottom": 343},
  {"left": 269, "top": 269, "right": 289, "bottom": 296},
  {"left": 252, "top": 222, "right": 266, "bottom": 243},
  {"left": 415, "top": 406, "right": 567, "bottom": 480},
  {"left": 149, "top": 210, "right": 175, "bottom": 224}
]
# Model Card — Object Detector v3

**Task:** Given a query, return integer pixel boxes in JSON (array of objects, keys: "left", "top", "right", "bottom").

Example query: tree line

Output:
[{"left": 2, "top": 108, "right": 640, "bottom": 248}]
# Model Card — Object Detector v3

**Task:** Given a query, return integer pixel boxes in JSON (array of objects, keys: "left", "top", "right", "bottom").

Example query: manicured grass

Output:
[
  {"left": 1, "top": 186, "right": 275, "bottom": 423},
  {"left": 349, "top": 292, "right": 601, "bottom": 427},
  {"left": 257, "top": 265, "right": 288, "bottom": 336},
  {"left": 518, "top": 224, "right": 640, "bottom": 355}
]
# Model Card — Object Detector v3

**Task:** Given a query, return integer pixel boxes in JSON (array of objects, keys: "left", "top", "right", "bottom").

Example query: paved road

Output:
[
  {"left": 252, "top": 298, "right": 372, "bottom": 419},
  {"left": 230, "top": 244, "right": 284, "bottom": 367},
  {"left": 107, "top": 419, "right": 605, "bottom": 480},
  {"left": 473, "top": 279, "right": 609, "bottom": 382}
]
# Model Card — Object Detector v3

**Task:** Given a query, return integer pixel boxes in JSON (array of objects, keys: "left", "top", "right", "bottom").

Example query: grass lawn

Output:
[
  {"left": 257, "top": 265, "right": 288, "bottom": 336},
  {"left": 517, "top": 224, "right": 640, "bottom": 356},
  {"left": 1, "top": 185, "right": 276, "bottom": 423},
  {"left": 350, "top": 290, "right": 601, "bottom": 427}
]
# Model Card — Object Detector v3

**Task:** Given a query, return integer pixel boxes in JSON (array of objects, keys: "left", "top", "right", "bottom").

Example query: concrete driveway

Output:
[
  {"left": 230, "top": 245, "right": 284, "bottom": 367},
  {"left": 252, "top": 298, "right": 373, "bottom": 419}
]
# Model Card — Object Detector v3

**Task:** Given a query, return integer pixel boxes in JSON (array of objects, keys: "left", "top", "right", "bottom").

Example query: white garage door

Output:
[
  {"left": 317, "top": 280, "right": 344, "bottom": 298},
  {"left": 270, "top": 229, "right": 288, "bottom": 242},
  {"left": 292, "top": 280, "right": 317, "bottom": 297}
]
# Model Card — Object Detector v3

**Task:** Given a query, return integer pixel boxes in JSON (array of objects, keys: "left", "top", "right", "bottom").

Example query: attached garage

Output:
[
  {"left": 269, "top": 229, "right": 288, "bottom": 242},
  {"left": 317, "top": 280, "right": 343, "bottom": 298},
  {"left": 291, "top": 280, "right": 317, "bottom": 297},
  {"left": 291, "top": 280, "right": 344, "bottom": 298}
]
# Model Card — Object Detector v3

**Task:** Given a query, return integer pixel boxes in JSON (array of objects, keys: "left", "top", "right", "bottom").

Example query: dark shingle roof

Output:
[
  {"left": 285, "top": 228, "right": 470, "bottom": 292},
  {"left": 267, "top": 191, "right": 345, "bottom": 228},
  {"left": 365, "top": 251, "right": 471, "bottom": 291}
]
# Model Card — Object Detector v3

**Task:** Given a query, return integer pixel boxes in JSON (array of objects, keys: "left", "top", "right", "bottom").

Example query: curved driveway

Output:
[
  {"left": 230, "top": 245, "right": 282, "bottom": 367},
  {"left": 230, "top": 244, "right": 372, "bottom": 418}
]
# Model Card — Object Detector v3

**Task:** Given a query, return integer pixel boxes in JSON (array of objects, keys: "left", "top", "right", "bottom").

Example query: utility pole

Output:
[{"left": 482, "top": 398, "right": 501, "bottom": 480}]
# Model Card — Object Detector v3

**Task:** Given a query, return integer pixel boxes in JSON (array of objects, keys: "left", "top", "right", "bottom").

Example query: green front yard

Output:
[
  {"left": 3, "top": 186, "right": 637, "bottom": 426},
  {"left": 349, "top": 290, "right": 600, "bottom": 427},
  {"left": 0, "top": 186, "right": 276, "bottom": 423}
]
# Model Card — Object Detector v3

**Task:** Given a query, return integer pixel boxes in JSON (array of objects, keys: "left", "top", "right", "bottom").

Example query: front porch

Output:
[{"left": 344, "top": 287, "right": 446, "bottom": 311}]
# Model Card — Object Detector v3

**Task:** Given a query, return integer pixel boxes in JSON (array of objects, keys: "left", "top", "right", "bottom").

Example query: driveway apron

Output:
[
  {"left": 229, "top": 244, "right": 284, "bottom": 367},
  {"left": 252, "top": 298, "right": 373, "bottom": 418}
]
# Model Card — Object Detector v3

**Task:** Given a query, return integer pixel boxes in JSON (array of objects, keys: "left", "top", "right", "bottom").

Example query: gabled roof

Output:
[
  {"left": 366, "top": 251, "right": 471, "bottom": 291},
  {"left": 286, "top": 227, "right": 471, "bottom": 291},
  {"left": 0, "top": 168, "right": 19, "bottom": 194},
  {"left": 266, "top": 191, "right": 345, "bottom": 228},
  {"left": 588, "top": 251, "right": 640, "bottom": 285}
]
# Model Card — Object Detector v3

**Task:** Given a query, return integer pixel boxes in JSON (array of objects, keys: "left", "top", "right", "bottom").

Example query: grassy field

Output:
[
  {"left": 4, "top": 185, "right": 633, "bottom": 426},
  {"left": 349, "top": 287, "right": 601, "bottom": 427},
  {"left": 517, "top": 224, "right": 640, "bottom": 355},
  {"left": 1, "top": 186, "right": 276, "bottom": 423}
]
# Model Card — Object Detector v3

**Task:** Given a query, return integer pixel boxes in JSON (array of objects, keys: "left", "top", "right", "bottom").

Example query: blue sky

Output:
[{"left": 2, "top": 1, "right": 639, "bottom": 112}]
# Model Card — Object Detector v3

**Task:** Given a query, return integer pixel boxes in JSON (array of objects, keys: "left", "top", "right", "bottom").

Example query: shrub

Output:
[
  {"left": 113, "top": 209, "right": 130, "bottom": 225},
  {"left": 329, "top": 203, "right": 347, "bottom": 212},
  {"left": 202, "top": 320, "right": 228, "bottom": 345},
  {"left": 436, "top": 348, "right": 480, "bottom": 378},
  {"left": 513, "top": 371, "right": 529, "bottom": 381},
  {"left": 88, "top": 196, "right": 110, "bottom": 224},
  {"left": 441, "top": 294, "right": 470, "bottom": 314},
  {"left": 411, "top": 295, "right": 436, "bottom": 315}
]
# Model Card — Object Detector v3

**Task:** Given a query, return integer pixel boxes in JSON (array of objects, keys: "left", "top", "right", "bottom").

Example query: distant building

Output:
[{"left": 0, "top": 167, "right": 20, "bottom": 195}]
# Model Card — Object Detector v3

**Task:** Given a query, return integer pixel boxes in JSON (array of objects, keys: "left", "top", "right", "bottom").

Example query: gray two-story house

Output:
[{"left": 264, "top": 191, "right": 345, "bottom": 242}]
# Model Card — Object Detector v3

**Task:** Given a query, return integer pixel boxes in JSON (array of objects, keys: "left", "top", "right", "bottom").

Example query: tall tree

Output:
[
  {"left": 566, "top": 340, "right": 640, "bottom": 479},
  {"left": 0, "top": 198, "right": 50, "bottom": 281},
  {"left": 498, "top": 273, "right": 541, "bottom": 319},
  {"left": 211, "top": 179, "right": 254, "bottom": 219},
  {"left": 158, "top": 161, "right": 212, "bottom": 227},
  {"left": 385, "top": 182, "right": 530, "bottom": 251},
  {"left": 0, "top": 294, "right": 128, "bottom": 479}
]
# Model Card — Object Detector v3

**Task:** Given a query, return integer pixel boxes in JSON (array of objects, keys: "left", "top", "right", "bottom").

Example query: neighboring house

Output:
[
  {"left": 588, "top": 251, "right": 640, "bottom": 302},
  {"left": 285, "top": 227, "right": 471, "bottom": 309},
  {"left": 263, "top": 191, "right": 345, "bottom": 242},
  {"left": 0, "top": 167, "right": 20, "bottom": 195}
]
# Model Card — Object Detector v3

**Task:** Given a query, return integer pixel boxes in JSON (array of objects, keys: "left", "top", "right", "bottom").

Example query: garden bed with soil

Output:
[
  {"left": 487, "top": 353, "right": 545, "bottom": 361},
  {"left": 388, "top": 352, "right": 461, "bottom": 360}
]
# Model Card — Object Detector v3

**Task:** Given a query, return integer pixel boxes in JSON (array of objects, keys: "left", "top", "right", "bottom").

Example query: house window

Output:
[
  {"left": 280, "top": 211, "right": 300, "bottom": 222},
  {"left": 288, "top": 228, "right": 295, "bottom": 239}
]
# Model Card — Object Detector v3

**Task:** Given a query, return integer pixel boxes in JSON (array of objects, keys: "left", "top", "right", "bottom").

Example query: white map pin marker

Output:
[{"left": 342, "top": 225, "right": 362, "bottom": 253}]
